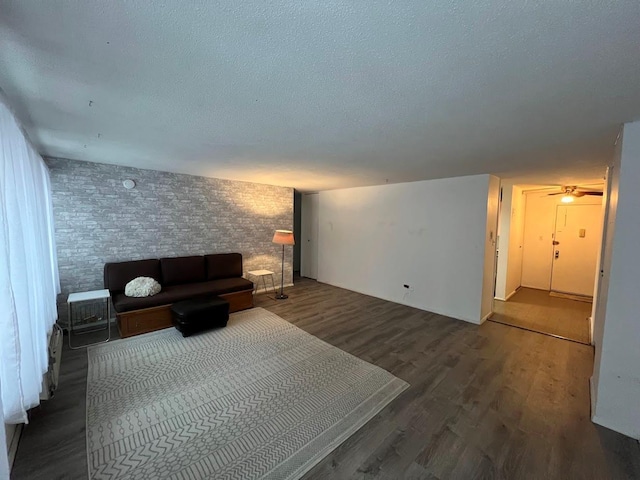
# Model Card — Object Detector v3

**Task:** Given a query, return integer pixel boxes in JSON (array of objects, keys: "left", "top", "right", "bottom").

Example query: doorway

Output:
[
  {"left": 550, "top": 204, "right": 602, "bottom": 297},
  {"left": 491, "top": 184, "right": 604, "bottom": 344}
]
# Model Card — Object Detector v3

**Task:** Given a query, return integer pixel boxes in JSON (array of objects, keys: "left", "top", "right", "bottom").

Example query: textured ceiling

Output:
[{"left": 1, "top": 1, "right": 639, "bottom": 191}]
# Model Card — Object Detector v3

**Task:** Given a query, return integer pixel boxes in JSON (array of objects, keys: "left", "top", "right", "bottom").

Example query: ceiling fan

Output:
[{"left": 547, "top": 185, "right": 603, "bottom": 203}]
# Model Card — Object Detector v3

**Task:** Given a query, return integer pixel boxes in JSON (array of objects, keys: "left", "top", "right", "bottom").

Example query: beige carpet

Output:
[
  {"left": 491, "top": 288, "right": 591, "bottom": 343},
  {"left": 86, "top": 307, "right": 408, "bottom": 479}
]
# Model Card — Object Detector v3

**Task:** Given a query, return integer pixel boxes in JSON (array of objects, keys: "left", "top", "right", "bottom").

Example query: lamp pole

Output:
[
  {"left": 272, "top": 229, "right": 294, "bottom": 300},
  {"left": 277, "top": 243, "right": 287, "bottom": 299}
]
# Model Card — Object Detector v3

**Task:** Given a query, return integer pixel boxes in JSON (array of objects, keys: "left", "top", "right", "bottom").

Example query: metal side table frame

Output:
[
  {"left": 67, "top": 289, "right": 111, "bottom": 349},
  {"left": 247, "top": 270, "right": 277, "bottom": 296}
]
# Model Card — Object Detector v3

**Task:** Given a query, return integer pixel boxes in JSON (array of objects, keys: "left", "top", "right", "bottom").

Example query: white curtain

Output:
[
  {"left": 0, "top": 97, "right": 60, "bottom": 428},
  {"left": 0, "top": 382, "right": 9, "bottom": 478},
  {"left": 0, "top": 381, "right": 8, "bottom": 477}
]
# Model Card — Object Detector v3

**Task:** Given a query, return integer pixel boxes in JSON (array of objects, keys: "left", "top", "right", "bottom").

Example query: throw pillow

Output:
[{"left": 124, "top": 276, "right": 162, "bottom": 297}]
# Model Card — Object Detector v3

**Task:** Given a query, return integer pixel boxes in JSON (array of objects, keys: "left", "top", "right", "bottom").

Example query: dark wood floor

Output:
[
  {"left": 12, "top": 278, "right": 640, "bottom": 479},
  {"left": 492, "top": 288, "right": 592, "bottom": 344}
]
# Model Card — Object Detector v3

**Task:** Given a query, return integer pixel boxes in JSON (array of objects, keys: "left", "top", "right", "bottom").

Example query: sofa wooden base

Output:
[{"left": 116, "top": 289, "right": 254, "bottom": 338}]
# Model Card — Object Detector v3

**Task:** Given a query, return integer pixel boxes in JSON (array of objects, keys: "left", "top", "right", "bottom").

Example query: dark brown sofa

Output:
[{"left": 104, "top": 253, "right": 254, "bottom": 337}]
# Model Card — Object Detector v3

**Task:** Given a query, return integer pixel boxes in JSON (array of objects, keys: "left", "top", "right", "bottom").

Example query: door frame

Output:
[
  {"left": 493, "top": 186, "right": 503, "bottom": 297},
  {"left": 591, "top": 166, "right": 615, "bottom": 345}
]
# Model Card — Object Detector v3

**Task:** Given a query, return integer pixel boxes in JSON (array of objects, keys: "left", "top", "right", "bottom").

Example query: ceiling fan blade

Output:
[
  {"left": 573, "top": 191, "right": 585, "bottom": 197},
  {"left": 582, "top": 191, "right": 603, "bottom": 196},
  {"left": 547, "top": 192, "right": 564, "bottom": 196}
]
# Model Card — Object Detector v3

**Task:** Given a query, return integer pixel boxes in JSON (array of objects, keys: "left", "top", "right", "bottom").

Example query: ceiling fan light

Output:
[{"left": 561, "top": 195, "right": 574, "bottom": 203}]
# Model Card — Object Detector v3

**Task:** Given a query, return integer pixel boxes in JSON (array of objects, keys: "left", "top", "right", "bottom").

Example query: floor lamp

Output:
[{"left": 272, "top": 229, "right": 295, "bottom": 300}]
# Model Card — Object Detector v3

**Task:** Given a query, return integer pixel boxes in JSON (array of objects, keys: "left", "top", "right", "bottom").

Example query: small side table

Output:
[
  {"left": 247, "top": 270, "right": 277, "bottom": 296},
  {"left": 67, "top": 289, "right": 111, "bottom": 349}
]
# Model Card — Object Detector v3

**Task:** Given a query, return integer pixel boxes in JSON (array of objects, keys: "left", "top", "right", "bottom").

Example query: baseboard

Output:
[
  {"left": 253, "top": 282, "right": 294, "bottom": 295},
  {"left": 7, "top": 423, "right": 23, "bottom": 471},
  {"left": 589, "top": 376, "right": 596, "bottom": 420},
  {"left": 505, "top": 288, "right": 519, "bottom": 301},
  {"left": 592, "top": 413, "right": 640, "bottom": 440},
  {"left": 480, "top": 311, "right": 493, "bottom": 324},
  {"left": 520, "top": 285, "right": 550, "bottom": 292},
  {"left": 253, "top": 286, "right": 274, "bottom": 295},
  {"left": 317, "top": 279, "right": 481, "bottom": 325},
  {"left": 494, "top": 288, "right": 519, "bottom": 302},
  {"left": 549, "top": 291, "right": 593, "bottom": 303}
]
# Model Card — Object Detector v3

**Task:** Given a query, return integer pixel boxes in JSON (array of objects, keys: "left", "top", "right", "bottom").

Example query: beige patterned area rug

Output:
[{"left": 86, "top": 307, "right": 408, "bottom": 479}]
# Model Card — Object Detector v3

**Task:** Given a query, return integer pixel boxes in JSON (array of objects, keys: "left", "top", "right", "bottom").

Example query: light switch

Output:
[{"left": 579, "top": 228, "right": 586, "bottom": 238}]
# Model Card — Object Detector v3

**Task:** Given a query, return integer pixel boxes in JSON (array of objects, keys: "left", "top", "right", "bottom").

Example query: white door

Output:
[
  {"left": 301, "top": 193, "right": 319, "bottom": 279},
  {"left": 550, "top": 204, "right": 603, "bottom": 296}
]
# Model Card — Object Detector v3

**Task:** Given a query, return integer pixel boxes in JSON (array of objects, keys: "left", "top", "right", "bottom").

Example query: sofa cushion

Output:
[
  {"left": 164, "top": 278, "right": 253, "bottom": 299},
  {"left": 205, "top": 253, "right": 243, "bottom": 280},
  {"left": 160, "top": 256, "right": 206, "bottom": 286},
  {"left": 197, "top": 278, "right": 254, "bottom": 295},
  {"left": 112, "top": 278, "right": 254, "bottom": 313},
  {"left": 104, "top": 259, "right": 161, "bottom": 292},
  {"left": 112, "top": 289, "right": 184, "bottom": 313}
]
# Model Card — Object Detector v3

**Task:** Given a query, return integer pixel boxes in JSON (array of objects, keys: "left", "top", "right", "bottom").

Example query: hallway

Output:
[{"left": 491, "top": 288, "right": 592, "bottom": 344}]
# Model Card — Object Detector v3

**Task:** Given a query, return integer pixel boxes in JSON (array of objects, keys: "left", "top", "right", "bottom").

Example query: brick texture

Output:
[{"left": 46, "top": 158, "right": 293, "bottom": 324}]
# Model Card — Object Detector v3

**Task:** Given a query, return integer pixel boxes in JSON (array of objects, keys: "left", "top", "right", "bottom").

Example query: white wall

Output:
[
  {"left": 592, "top": 121, "right": 640, "bottom": 439},
  {"left": 317, "top": 174, "right": 497, "bottom": 324},
  {"left": 495, "top": 184, "right": 526, "bottom": 300},
  {"left": 521, "top": 191, "right": 602, "bottom": 290}
]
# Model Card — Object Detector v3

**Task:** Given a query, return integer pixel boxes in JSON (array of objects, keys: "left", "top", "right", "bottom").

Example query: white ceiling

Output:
[{"left": 1, "top": 1, "right": 639, "bottom": 191}]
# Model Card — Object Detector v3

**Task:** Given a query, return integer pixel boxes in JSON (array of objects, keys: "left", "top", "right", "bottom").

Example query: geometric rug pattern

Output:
[{"left": 86, "top": 307, "right": 408, "bottom": 479}]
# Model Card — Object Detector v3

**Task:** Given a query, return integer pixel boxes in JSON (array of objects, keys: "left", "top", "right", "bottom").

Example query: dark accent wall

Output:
[
  {"left": 46, "top": 158, "right": 293, "bottom": 322},
  {"left": 293, "top": 190, "right": 302, "bottom": 273}
]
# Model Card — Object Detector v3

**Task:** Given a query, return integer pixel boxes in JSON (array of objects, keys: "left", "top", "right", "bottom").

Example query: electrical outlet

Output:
[{"left": 402, "top": 284, "right": 414, "bottom": 302}]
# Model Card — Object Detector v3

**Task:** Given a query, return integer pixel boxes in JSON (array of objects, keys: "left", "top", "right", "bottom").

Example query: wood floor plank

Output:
[{"left": 11, "top": 277, "right": 640, "bottom": 480}]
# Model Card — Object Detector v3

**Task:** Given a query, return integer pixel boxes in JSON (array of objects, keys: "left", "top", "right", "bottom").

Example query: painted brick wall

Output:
[{"left": 46, "top": 158, "right": 293, "bottom": 323}]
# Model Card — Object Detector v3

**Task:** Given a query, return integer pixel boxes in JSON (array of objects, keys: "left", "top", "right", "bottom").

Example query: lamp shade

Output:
[{"left": 272, "top": 229, "right": 295, "bottom": 245}]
